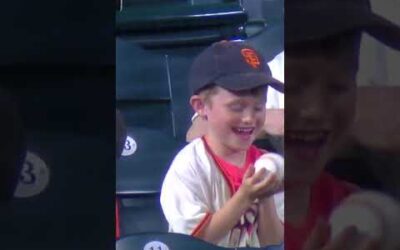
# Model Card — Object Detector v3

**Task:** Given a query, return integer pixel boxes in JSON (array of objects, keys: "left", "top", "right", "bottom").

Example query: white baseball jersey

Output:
[{"left": 160, "top": 138, "right": 284, "bottom": 248}]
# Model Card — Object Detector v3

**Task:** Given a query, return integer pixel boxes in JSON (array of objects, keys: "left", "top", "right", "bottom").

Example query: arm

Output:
[
  {"left": 198, "top": 166, "right": 280, "bottom": 244},
  {"left": 186, "top": 114, "right": 207, "bottom": 142},
  {"left": 257, "top": 197, "right": 284, "bottom": 246},
  {"left": 197, "top": 187, "right": 253, "bottom": 244}
]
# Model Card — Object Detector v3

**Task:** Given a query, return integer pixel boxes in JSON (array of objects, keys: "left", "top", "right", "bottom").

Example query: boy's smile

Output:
[
  {"left": 285, "top": 53, "right": 357, "bottom": 186},
  {"left": 202, "top": 86, "right": 266, "bottom": 155},
  {"left": 232, "top": 127, "right": 256, "bottom": 140},
  {"left": 285, "top": 130, "right": 330, "bottom": 162}
]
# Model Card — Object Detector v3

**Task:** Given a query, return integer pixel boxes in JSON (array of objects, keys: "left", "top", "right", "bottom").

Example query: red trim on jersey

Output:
[
  {"left": 285, "top": 172, "right": 358, "bottom": 250},
  {"left": 191, "top": 212, "right": 212, "bottom": 237},
  {"left": 201, "top": 136, "right": 264, "bottom": 194},
  {"left": 116, "top": 198, "right": 120, "bottom": 239},
  {"left": 202, "top": 136, "right": 234, "bottom": 194}
]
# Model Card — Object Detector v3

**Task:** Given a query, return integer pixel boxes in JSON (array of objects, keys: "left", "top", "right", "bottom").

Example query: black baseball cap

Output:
[
  {"left": 189, "top": 41, "right": 284, "bottom": 95},
  {"left": 286, "top": 0, "right": 400, "bottom": 50}
]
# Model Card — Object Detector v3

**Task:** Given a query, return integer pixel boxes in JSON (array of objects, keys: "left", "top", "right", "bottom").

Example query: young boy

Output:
[
  {"left": 285, "top": 0, "right": 400, "bottom": 249},
  {"left": 160, "top": 41, "right": 284, "bottom": 248}
]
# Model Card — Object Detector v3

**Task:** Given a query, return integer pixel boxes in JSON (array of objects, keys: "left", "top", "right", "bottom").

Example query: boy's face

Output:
[
  {"left": 285, "top": 52, "right": 357, "bottom": 187},
  {"left": 202, "top": 86, "right": 266, "bottom": 152}
]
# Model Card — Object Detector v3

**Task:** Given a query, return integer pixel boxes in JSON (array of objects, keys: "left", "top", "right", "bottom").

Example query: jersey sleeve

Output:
[{"left": 160, "top": 151, "right": 212, "bottom": 236}]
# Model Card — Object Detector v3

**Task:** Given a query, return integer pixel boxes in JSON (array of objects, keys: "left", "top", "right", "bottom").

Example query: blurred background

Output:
[{"left": 0, "top": 0, "right": 114, "bottom": 249}]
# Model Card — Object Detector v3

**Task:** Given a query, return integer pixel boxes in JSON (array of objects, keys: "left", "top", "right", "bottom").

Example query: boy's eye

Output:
[
  {"left": 229, "top": 103, "right": 244, "bottom": 112},
  {"left": 328, "top": 82, "right": 352, "bottom": 94},
  {"left": 254, "top": 105, "right": 264, "bottom": 112},
  {"left": 285, "top": 82, "right": 303, "bottom": 94}
]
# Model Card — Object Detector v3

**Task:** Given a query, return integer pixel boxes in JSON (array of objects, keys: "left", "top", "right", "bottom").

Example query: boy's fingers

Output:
[
  {"left": 244, "top": 164, "right": 256, "bottom": 180},
  {"left": 356, "top": 238, "right": 379, "bottom": 250},
  {"left": 324, "top": 225, "right": 358, "bottom": 250},
  {"left": 251, "top": 168, "right": 268, "bottom": 184},
  {"left": 254, "top": 171, "right": 278, "bottom": 193},
  {"left": 328, "top": 227, "right": 378, "bottom": 250},
  {"left": 274, "top": 181, "right": 284, "bottom": 193},
  {"left": 303, "top": 220, "right": 378, "bottom": 250},
  {"left": 303, "top": 219, "right": 331, "bottom": 250}
]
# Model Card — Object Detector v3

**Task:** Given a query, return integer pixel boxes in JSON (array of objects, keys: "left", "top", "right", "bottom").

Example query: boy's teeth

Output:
[
  {"left": 288, "top": 132, "right": 327, "bottom": 142},
  {"left": 236, "top": 128, "right": 253, "bottom": 133}
]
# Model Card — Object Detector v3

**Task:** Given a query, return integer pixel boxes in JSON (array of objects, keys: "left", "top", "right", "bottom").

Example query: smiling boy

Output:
[
  {"left": 160, "top": 41, "right": 284, "bottom": 248},
  {"left": 284, "top": 0, "right": 400, "bottom": 249}
]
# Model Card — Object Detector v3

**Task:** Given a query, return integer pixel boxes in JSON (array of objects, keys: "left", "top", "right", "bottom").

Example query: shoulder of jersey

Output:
[{"left": 171, "top": 138, "right": 207, "bottom": 172}]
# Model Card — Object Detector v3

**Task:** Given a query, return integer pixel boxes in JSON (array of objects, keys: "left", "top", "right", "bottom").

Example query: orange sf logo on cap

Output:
[{"left": 241, "top": 48, "right": 261, "bottom": 69}]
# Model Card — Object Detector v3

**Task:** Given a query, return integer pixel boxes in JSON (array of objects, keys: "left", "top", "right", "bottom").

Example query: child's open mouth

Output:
[
  {"left": 285, "top": 130, "right": 330, "bottom": 161},
  {"left": 232, "top": 127, "right": 255, "bottom": 140}
]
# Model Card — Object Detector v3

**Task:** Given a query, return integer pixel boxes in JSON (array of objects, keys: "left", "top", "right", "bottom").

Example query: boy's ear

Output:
[{"left": 190, "top": 95, "right": 207, "bottom": 118}]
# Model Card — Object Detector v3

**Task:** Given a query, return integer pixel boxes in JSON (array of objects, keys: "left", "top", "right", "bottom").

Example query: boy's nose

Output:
[
  {"left": 300, "top": 102, "right": 324, "bottom": 119},
  {"left": 299, "top": 89, "right": 327, "bottom": 121},
  {"left": 242, "top": 110, "right": 256, "bottom": 124}
]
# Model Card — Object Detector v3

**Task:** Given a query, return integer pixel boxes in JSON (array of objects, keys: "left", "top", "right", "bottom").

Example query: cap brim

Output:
[
  {"left": 286, "top": 4, "right": 400, "bottom": 51},
  {"left": 366, "top": 13, "right": 400, "bottom": 50},
  {"left": 215, "top": 72, "right": 284, "bottom": 93}
]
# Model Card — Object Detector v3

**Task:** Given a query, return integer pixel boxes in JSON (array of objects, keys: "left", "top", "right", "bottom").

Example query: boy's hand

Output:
[
  {"left": 303, "top": 219, "right": 380, "bottom": 250},
  {"left": 238, "top": 165, "right": 282, "bottom": 204}
]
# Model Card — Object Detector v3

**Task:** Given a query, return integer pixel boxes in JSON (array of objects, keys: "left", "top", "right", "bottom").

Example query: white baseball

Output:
[
  {"left": 254, "top": 153, "right": 284, "bottom": 182},
  {"left": 329, "top": 191, "right": 400, "bottom": 250}
]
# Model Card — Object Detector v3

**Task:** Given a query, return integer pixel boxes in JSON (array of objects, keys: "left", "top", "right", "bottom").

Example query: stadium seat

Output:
[
  {"left": 116, "top": 232, "right": 283, "bottom": 250},
  {"left": 117, "top": 193, "right": 168, "bottom": 236},
  {"left": 1, "top": 69, "right": 114, "bottom": 249},
  {"left": 116, "top": 1, "right": 247, "bottom": 47},
  {"left": 116, "top": 40, "right": 204, "bottom": 194}
]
